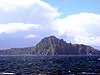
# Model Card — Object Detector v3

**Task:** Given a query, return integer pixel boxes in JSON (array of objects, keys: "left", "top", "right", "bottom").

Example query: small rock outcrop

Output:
[{"left": 0, "top": 36, "right": 100, "bottom": 55}]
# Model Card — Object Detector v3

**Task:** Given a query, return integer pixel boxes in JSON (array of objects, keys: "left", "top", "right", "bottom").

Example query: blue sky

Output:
[
  {"left": 0, "top": 0, "right": 100, "bottom": 49},
  {"left": 44, "top": 0, "right": 100, "bottom": 16}
]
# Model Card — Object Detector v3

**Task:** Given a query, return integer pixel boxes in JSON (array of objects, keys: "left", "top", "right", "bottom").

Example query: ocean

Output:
[{"left": 0, "top": 55, "right": 100, "bottom": 75}]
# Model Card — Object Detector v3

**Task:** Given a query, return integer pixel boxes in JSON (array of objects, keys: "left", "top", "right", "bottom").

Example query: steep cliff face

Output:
[
  {"left": 34, "top": 36, "right": 100, "bottom": 55},
  {"left": 34, "top": 36, "right": 68, "bottom": 55},
  {"left": 0, "top": 36, "right": 100, "bottom": 55}
]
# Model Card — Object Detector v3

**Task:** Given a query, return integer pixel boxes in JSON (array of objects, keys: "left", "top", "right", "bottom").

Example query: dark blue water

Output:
[{"left": 0, "top": 55, "right": 100, "bottom": 75}]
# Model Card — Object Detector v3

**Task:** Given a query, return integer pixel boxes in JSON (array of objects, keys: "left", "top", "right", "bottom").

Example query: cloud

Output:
[
  {"left": 25, "top": 34, "right": 37, "bottom": 39},
  {"left": 0, "top": 0, "right": 39, "bottom": 11},
  {"left": 1, "top": 0, "right": 100, "bottom": 49},
  {"left": 27, "top": 0, "right": 59, "bottom": 25},
  {"left": 53, "top": 13, "right": 100, "bottom": 46},
  {"left": 0, "top": 0, "right": 59, "bottom": 35},
  {"left": 0, "top": 0, "right": 59, "bottom": 25},
  {"left": 0, "top": 23, "right": 40, "bottom": 34},
  {"left": 74, "top": 36, "right": 100, "bottom": 46}
]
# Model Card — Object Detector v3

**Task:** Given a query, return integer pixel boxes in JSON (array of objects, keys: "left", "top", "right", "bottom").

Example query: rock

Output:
[{"left": 0, "top": 35, "right": 100, "bottom": 55}]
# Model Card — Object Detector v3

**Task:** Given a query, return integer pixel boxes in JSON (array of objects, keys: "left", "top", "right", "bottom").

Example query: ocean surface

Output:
[{"left": 0, "top": 55, "right": 100, "bottom": 75}]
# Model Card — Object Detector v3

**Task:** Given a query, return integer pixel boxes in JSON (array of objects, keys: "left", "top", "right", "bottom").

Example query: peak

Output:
[
  {"left": 45, "top": 35, "right": 57, "bottom": 39},
  {"left": 36, "top": 35, "right": 65, "bottom": 47},
  {"left": 41, "top": 35, "right": 58, "bottom": 42}
]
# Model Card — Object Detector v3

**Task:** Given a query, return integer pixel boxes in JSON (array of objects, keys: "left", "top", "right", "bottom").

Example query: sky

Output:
[{"left": 0, "top": 0, "right": 100, "bottom": 49}]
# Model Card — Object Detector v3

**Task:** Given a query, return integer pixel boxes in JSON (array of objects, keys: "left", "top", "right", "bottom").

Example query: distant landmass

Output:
[{"left": 0, "top": 36, "right": 100, "bottom": 55}]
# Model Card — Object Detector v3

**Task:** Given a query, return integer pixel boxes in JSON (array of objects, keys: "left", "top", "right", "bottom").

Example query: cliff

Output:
[{"left": 0, "top": 36, "right": 100, "bottom": 55}]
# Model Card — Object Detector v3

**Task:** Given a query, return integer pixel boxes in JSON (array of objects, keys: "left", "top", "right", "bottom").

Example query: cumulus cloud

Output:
[
  {"left": 0, "top": 0, "right": 39, "bottom": 11},
  {"left": 53, "top": 13, "right": 100, "bottom": 46},
  {"left": 0, "top": 0, "right": 59, "bottom": 25},
  {"left": 27, "top": 0, "right": 59, "bottom": 25},
  {"left": 0, "top": 23, "right": 39, "bottom": 34},
  {"left": 0, "top": 0, "right": 59, "bottom": 19}
]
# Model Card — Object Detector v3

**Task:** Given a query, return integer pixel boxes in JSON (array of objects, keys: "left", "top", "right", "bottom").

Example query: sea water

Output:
[{"left": 0, "top": 55, "right": 100, "bottom": 75}]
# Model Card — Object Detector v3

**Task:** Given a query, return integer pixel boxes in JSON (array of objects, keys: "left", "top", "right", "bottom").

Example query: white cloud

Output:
[
  {"left": 0, "top": 0, "right": 59, "bottom": 26},
  {"left": 53, "top": 13, "right": 100, "bottom": 46},
  {"left": 74, "top": 36, "right": 100, "bottom": 46},
  {"left": 28, "top": 0, "right": 59, "bottom": 23},
  {"left": 0, "top": 0, "right": 59, "bottom": 20},
  {"left": 25, "top": 34, "right": 37, "bottom": 39},
  {"left": 36, "top": 0, "right": 59, "bottom": 19},
  {"left": 0, "top": 23, "right": 40, "bottom": 34},
  {"left": 0, "top": 0, "right": 39, "bottom": 11}
]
